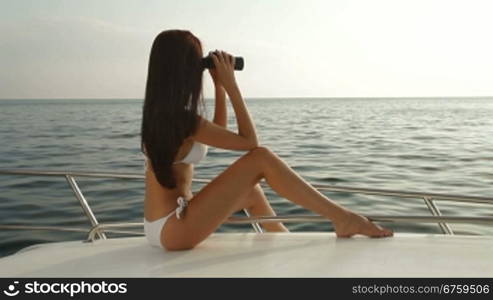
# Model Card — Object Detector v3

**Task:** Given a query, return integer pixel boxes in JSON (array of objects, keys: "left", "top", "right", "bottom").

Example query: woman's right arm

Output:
[{"left": 193, "top": 51, "right": 259, "bottom": 150}]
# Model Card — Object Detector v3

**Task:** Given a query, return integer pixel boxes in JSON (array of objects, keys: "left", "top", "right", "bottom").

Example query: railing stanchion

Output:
[
  {"left": 65, "top": 175, "right": 106, "bottom": 240},
  {"left": 243, "top": 209, "right": 263, "bottom": 233},
  {"left": 423, "top": 197, "right": 453, "bottom": 235}
]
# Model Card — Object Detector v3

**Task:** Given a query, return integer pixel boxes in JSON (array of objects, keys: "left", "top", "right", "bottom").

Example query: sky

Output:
[{"left": 1, "top": 0, "right": 492, "bottom": 99}]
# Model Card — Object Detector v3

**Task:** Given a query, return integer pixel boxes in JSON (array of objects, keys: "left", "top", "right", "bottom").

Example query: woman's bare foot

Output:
[{"left": 333, "top": 210, "right": 393, "bottom": 238}]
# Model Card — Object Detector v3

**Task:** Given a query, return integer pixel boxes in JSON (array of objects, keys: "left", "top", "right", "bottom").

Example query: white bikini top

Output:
[
  {"left": 173, "top": 141, "right": 208, "bottom": 165},
  {"left": 143, "top": 141, "right": 208, "bottom": 169}
]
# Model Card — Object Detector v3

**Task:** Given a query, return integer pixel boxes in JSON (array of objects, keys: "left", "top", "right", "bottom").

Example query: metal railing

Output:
[{"left": 1, "top": 168, "right": 493, "bottom": 243}]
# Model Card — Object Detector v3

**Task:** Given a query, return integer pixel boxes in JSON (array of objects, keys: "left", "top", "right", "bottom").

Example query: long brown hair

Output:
[{"left": 141, "top": 30, "right": 204, "bottom": 188}]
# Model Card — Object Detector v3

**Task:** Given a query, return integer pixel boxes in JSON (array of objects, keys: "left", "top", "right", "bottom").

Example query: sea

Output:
[{"left": 1, "top": 97, "right": 492, "bottom": 257}]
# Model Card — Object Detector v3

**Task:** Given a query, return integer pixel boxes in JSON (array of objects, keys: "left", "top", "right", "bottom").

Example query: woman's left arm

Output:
[{"left": 210, "top": 69, "right": 227, "bottom": 128}]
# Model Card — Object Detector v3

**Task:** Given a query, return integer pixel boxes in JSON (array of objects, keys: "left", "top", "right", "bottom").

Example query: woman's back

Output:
[{"left": 144, "top": 137, "right": 201, "bottom": 221}]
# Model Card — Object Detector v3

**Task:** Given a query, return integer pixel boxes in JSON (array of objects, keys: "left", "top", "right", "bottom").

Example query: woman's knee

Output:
[
  {"left": 245, "top": 146, "right": 275, "bottom": 162},
  {"left": 235, "top": 146, "right": 275, "bottom": 177}
]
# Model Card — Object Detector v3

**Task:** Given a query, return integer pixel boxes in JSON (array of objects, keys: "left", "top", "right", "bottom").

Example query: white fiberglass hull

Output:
[{"left": 0, "top": 233, "right": 491, "bottom": 277}]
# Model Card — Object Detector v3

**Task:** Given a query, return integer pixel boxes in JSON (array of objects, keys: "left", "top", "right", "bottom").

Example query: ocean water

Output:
[{"left": 1, "top": 98, "right": 492, "bottom": 257}]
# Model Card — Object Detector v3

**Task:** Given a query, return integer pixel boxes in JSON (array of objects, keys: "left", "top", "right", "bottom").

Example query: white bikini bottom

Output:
[{"left": 143, "top": 197, "right": 189, "bottom": 249}]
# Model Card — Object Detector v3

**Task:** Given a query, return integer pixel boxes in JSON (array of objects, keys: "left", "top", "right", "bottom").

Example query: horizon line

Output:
[{"left": 1, "top": 95, "right": 493, "bottom": 100}]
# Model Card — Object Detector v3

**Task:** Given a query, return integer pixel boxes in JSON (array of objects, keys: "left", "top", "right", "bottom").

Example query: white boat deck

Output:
[{"left": 1, "top": 232, "right": 492, "bottom": 277}]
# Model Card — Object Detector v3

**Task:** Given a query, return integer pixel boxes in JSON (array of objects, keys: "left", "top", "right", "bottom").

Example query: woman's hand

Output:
[
  {"left": 207, "top": 55, "right": 222, "bottom": 87},
  {"left": 210, "top": 50, "right": 238, "bottom": 93}
]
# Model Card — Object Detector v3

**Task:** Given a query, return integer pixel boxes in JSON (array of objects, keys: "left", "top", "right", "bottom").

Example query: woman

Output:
[{"left": 141, "top": 29, "right": 393, "bottom": 251}]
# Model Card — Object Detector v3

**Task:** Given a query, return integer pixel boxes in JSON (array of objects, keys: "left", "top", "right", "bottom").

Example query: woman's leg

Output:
[
  {"left": 233, "top": 184, "right": 289, "bottom": 232},
  {"left": 163, "top": 146, "right": 392, "bottom": 250}
]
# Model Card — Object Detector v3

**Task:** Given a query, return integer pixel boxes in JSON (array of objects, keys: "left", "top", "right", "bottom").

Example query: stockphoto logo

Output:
[
  {"left": 3, "top": 280, "right": 127, "bottom": 297},
  {"left": 3, "top": 281, "right": 20, "bottom": 297}
]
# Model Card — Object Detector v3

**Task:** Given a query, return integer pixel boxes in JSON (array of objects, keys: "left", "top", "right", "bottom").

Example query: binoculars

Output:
[{"left": 202, "top": 54, "right": 244, "bottom": 71}]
